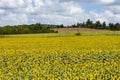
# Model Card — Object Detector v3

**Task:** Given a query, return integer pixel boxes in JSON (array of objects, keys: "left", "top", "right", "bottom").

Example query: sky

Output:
[{"left": 0, "top": 0, "right": 120, "bottom": 26}]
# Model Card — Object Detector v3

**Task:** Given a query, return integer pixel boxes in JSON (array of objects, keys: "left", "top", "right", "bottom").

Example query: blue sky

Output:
[
  {"left": 0, "top": 0, "right": 120, "bottom": 26},
  {"left": 80, "top": 4, "right": 104, "bottom": 12}
]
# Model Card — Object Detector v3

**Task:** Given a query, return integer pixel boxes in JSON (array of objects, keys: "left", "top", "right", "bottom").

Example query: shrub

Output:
[{"left": 75, "top": 33, "right": 81, "bottom": 36}]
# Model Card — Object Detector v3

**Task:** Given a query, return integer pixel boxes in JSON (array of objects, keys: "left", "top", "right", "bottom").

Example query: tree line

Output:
[
  {"left": 0, "top": 23, "right": 58, "bottom": 35},
  {"left": 67, "top": 19, "right": 120, "bottom": 30},
  {"left": 0, "top": 19, "right": 120, "bottom": 35}
]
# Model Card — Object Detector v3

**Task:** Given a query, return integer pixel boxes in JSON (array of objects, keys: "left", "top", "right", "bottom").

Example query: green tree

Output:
[
  {"left": 34, "top": 23, "right": 42, "bottom": 30},
  {"left": 86, "top": 19, "right": 93, "bottom": 28},
  {"left": 109, "top": 23, "right": 115, "bottom": 30},
  {"left": 115, "top": 23, "right": 120, "bottom": 30},
  {"left": 95, "top": 21, "right": 102, "bottom": 29},
  {"left": 81, "top": 22, "right": 85, "bottom": 28},
  {"left": 102, "top": 21, "right": 106, "bottom": 29}
]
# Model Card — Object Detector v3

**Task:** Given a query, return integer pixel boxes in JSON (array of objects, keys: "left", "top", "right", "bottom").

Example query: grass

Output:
[{"left": 1, "top": 31, "right": 120, "bottom": 38}]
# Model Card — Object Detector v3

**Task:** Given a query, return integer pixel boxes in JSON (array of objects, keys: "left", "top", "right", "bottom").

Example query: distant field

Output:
[
  {"left": 52, "top": 28, "right": 109, "bottom": 33},
  {"left": 0, "top": 30, "right": 120, "bottom": 38},
  {"left": 0, "top": 28, "right": 120, "bottom": 38}
]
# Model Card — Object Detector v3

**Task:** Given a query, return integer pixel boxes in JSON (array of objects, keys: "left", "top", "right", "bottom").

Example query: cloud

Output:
[
  {"left": 0, "top": 0, "right": 120, "bottom": 26},
  {"left": 0, "top": 12, "right": 28, "bottom": 26},
  {"left": 89, "top": 10, "right": 120, "bottom": 23},
  {"left": 0, "top": 9, "right": 5, "bottom": 14},
  {"left": 41, "top": 14, "right": 79, "bottom": 25},
  {"left": 60, "top": 0, "right": 116, "bottom": 4},
  {"left": 0, "top": 0, "right": 86, "bottom": 26},
  {"left": 108, "top": 5, "right": 120, "bottom": 14},
  {"left": 100, "top": 0, "right": 115, "bottom": 4},
  {"left": 0, "top": 0, "right": 25, "bottom": 9}
]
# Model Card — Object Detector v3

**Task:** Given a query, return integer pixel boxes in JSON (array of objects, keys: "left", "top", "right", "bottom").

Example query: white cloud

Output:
[
  {"left": 0, "top": 0, "right": 25, "bottom": 9},
  {"left": 96, "top": 18, "right": 108, "bottom": 23},
  {"left": 0, "top": 13, "right": 28, "bottom": 26},
  {"left": 69, "top": 5, "right": 84, "bottom": 15},
  {"left": 108, "top": 5, "right": 120, "bottom": 14},
  {"left": 60, "top": 0, "right": 116, "bottom": 4},
  {"left": 33, "top": 0, "right": 44, "bottom": 7},
  {"left": 41, "top": 14, "right": 79, "bottom": 25},
  {"left": 0, "top": 0, "right": 120, "bottom": 26},
  {"left": 100, "top": 0, "right": 115, "bottom": 4},
  {"left": 0, "top": 9, "right": 5, "bottom": 14},
  {"left": 89, "top": 10, "right": 120, "bottom": 23}
]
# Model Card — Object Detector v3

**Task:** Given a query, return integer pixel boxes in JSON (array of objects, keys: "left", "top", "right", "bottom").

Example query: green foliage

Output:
[
  {"left": 102, "top": 21, "right": 106, "bottom": 29},
  {"left": 86, "top": 19, "right": 93, "bottom": 28},
  {"left": 0, "top": 23, "right": 58, "bottom": 35},
  {"left": 75, "top": 33, "right": 81, "bottom": 36},
  {"left": 0, "top": 19, "right": 120, "bottom": 35},
  {"left": 57, "top": 24, "right": 64, "bottom": 28},
  {"left": 68, "top": 19, "right": 120, "bottom": 30}
]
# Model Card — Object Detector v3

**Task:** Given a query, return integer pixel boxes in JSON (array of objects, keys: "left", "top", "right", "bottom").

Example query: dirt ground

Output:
[{"left": 52, "top": 28, "right": 109, "bottom": 33}]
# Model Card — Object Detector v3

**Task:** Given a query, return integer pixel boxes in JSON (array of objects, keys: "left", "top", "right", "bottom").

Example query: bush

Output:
[{"left": 75, "top": 33, "right": 81, "bottom": 36}]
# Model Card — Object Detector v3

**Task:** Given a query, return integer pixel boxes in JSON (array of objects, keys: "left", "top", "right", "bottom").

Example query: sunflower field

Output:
[{"left": 0, "top": 35, "right": 120, "bottom": 80}]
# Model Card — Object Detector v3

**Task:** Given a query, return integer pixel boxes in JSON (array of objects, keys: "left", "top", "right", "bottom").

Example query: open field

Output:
[
  {"left": 1, "top": 30, "right": 120, "bottom": 38},
  {"left": 52, "top": 28, "right": 109, "bottom": 33},
  {"left": 0, "top": 32, "right": 120, "bottom": 79}
]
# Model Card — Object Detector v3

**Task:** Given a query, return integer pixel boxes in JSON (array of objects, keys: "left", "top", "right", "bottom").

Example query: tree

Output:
[
  {"left": 0, "top": 23, "right": 57, "bottom": 34},
  {"left": 81, "top": 22, "right": 85, "bottom": 28},
  {"left": 109, "top": 23, "right": 115, "bottom": 30},
  {"left": 60, "top": 24, "right": 64, "bottom": 28},
  {"left": 115, "top": 23, "right": 120, "bottom": 30},
  {"left": 102, "top": 21, "right": 106, "bottom": 29},
  {"left": 71, "top": 24, "right": 76, "bottom": 28},
  {"left": 95, "top": 21, "right": 102, "bottom": 29},
  {"left": 34, "top": 23, "right": 42, "bottom": 30},
  {"left": 77, "top": 23, "right": 82, "bottom": 27},
  {"left": 86, "top": 19, "right": 93, "bottom": 28},
  {"left": 57, "top": 24, "right": 64, "bottom": 28}
]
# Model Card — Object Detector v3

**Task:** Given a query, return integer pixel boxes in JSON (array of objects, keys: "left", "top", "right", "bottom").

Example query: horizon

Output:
[
  {"left": 0, "top": 0, "right": 120, "bottom": 26},
  {"left": 0, "top": 19, "right": 119, "bottom": 27}
]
